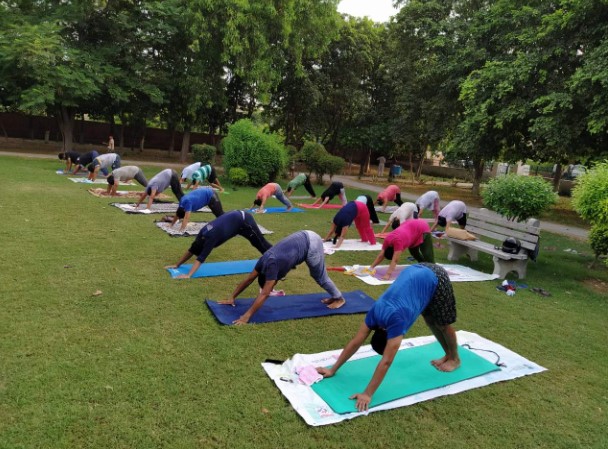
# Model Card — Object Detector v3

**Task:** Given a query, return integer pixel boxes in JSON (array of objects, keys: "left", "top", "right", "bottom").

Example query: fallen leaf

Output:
[
  {"left": 92, "top": 290, "right": 103, "bottom": 297},
  {"left": 261, "top": 408, "right": 269, "bottom": 414}
]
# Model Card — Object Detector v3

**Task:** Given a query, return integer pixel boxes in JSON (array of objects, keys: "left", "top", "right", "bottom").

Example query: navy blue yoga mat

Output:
[
  {"left": 206, "top": 290, "right": 375, "bottom": 325},
  {"left": 167, "top": 259, "right": 257, "bottom": 279},
  {"left": 249, "top": 207, "right": 303, "bottom": 214}
]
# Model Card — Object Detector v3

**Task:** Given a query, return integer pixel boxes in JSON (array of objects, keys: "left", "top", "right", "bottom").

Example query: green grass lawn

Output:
[{"left": 0, "top": 156, "right": 606, "bottom": 449}]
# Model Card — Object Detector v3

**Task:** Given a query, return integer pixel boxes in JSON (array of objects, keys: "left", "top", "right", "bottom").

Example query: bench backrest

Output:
[{"left": 466, "top": 210, "right": 540, "bottom": 252}]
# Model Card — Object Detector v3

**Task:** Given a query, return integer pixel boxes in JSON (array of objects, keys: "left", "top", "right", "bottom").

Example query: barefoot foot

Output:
[
  {"left": 436, "top": 358, "right": 461, "bottom": 372},
  {"left": 326, "top": 298, "right": 346, "bottom": 309},
  {"left": 431, "top": 355, "right": 449, "bottom": 368}
]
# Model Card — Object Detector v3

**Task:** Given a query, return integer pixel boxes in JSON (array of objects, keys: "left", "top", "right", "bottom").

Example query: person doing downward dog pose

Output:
[
  {"left": 370, "top": 218, "right": 434, "bottom": 280},
  {"left": 186, "top": 164, "right": 223, "bottom": 192},
  {"left": 376, "top": 184, "right": 403, "bottom": 212},
  {"left": 431, "top": 200, "right": 467, "bottom": 232},
  {"left": 316, "top": 263, "right": 460, "bottom": 412},
  {"left": 58, "top": 151, "right": 81, "bottom": 173},
  {"left": 252, "top": 183, "right": 293, "bottom": 213},
  {"left": 285, "top": 173, "right": 316, "bottom": 198},
  {"left": 311, "top": 182, "right": 347, "bottom": 208},
  {"left": 171, "top": 187, "right": 224, "bottom": 232},
  {"left": 166, "top": 210, "right": 272, "bottom": 279},
  {"left": 380, "top": 202, "right": 418, "bottom": 234},
  {"left": 219, "top": 231, "right": 345, "bottom": 325},
  {"left": 180, "top": 162, "right": 201, "bottom": 183},
  {"left": 106, "top": 166, "right": 148, "bottom": 196},
  {"left": 134, "top": 169, "right": 184, "bottom": 210},
  {"left": 355, "top": 195, "right": 380, "bottom": 224},
  {"left": 416, "top": 190, "right": 441, "bottom": 219},
  {"left": 87, "top": 153, "right": 121, "bottom": 181},
  {"left": 324, "top": 199, "right": 377, "bottom": 249},
  {"left": 71, "top": 151, "right": 102, "bottom": 175}
]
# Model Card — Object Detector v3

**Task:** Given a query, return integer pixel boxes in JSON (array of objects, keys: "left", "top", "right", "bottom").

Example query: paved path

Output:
[{"left": 1, "top": 151, "right": 589, "bottom": 240}]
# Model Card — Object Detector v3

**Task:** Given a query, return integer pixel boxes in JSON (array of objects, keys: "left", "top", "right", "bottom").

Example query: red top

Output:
[
  {"left": 383, "top": 219, "right": 430, "bottom": 251},
  {"left": 256, "top": 183, "right": 278, "bottom": 201},
  {"left": 377, "top": 184, "right": 401, "bottom": 202}
]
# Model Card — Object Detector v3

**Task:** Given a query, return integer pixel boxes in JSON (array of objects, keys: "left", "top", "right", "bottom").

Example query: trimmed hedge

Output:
[{"left": 191, "top": 144, "right": 217, "bottom": 164}]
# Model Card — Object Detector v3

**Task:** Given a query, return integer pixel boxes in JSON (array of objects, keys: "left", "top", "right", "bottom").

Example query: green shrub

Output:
[
  {"left": 323, "top": 154, "right": 345, "bottom": 179},
  {"left": 222, "top": 119, "right": 288, "bottom": 186},
  {"left": 589, "top": 224, "right": 608, "bottom": 267},
  {"left": 572, "top": 160, "right": 608, "bottom": 224},
  {"left": 228, "top": 167, "right": 249, "bottom": 187},
  {"left": 191, "top": 144, "right": 217, "bottom": 164},
  {"left": 482, "top": 174, "right": 557, "bottom": 221},
  {"left": 572, "top": 161, "right": 608, "bottom": 264}
]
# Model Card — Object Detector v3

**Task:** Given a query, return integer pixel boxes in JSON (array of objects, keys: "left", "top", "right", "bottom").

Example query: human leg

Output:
[
  {"left": 274, "top": 185, "right": 292, "bottom": 209},
  {"left": 241, "top": 212, "right": 273, "bottom": 254},
  {"left": 338, "top": 188, "right": 347, "bottom": 205},
  {"left": 410, "top": 233, "right": 435, "bottom": 263},
  {"left": 134, "top": 169, "right": 148, "bottom": 187},
  {"left": 208, "top": 192, "right": 225, "bottom": 217},
  {"left": 395, "top": 193, "right": 403, "bottom": 206},
  {"left": 304, "top": 231, "right": 344, "bottom": 307},
  {"left": 303, "top": 176, "right": 316, "bottom": 197},
  {"left": 169, "top": 171, "right": 184, "bottom": 200}
]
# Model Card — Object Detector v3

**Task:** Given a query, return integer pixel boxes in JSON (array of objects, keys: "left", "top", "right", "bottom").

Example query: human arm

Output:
[
  {"left": 146, "top": 189, "right": 157, "bottom": 209},
  {"left": 210, "top": 180, "right": 224, "bottom": 192},
  {"left": 134, "top": 191, "right": 147, "bottom": 209},
  {"left": 369, "top": 250, "right": 386, "bottom": 271},
  {"left": 380, "top": 220, "right": 391, "bottom": 234},
  {"left": 233, "top": 278, "right": 277, "bottom": 325},
  {"left": 323, "top": 223, "right": 337, "bottom": 242},
  {"left": 218, "top": 270, "right": 260, "bottom": 307},
  {"left": 165, "top": 250, "right": 194, "bottom": 271},
  {"left": 179, "top": 212, "right": 192, "bottom": 232},
  {"left": 316, "top": 197, "right": 330, "bottom": 208},
  {"left": 175, "top": 259, "right": 201, "bottom": 279},
  {"left": 334, "top": 226, "right": 349, "bottom": 249},
  {"left": 382, "top": 250, "right": 403, "bottom": 280},
  {"left": 350, "top": 335, "right": 402, "bottom": 411},
  {"left": 316, "top": 322, "right": 371, "bottom": 378}
]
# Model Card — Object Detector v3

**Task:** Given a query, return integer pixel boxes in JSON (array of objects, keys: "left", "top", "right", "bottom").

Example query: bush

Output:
[
  {"left": 323, "top": 154, "right": 345, "bottom": 179},
  {"left": 589, "top": 224, "right": 608, "bottom": 267},
  {"left": 572, "top": 161, "right": 608, "bottom": 265},
  {"left": 482, "top": 174, "right": 557, "bottom": 221},
  {"left": 222, "top": 119, "right": 288, "bottom": 186},
  {"left": 191, "top": 144, "right": 217, "bottom": 164},
  {"left": 228, "top": 167, "right": 249, "bottom": 187},
  {"left": 572, "top": 160, "right": 608, "bottom": 224}
]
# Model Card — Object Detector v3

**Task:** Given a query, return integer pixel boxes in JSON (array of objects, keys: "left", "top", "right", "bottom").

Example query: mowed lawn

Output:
[{"left": 0, "top": 155, "right": 606, "bottom": 449}]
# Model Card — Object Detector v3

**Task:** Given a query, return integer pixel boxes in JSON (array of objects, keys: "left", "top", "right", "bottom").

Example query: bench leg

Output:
[
  {"left": 448, "top": 242, "right": 479, "bottom": 262},
  {"left": 492, "top": 257, "right": 528, "bottom": 279}
]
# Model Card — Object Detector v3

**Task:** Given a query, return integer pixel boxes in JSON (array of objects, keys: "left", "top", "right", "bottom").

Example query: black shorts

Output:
[
  {"left": 420, "top": 263, "right": 457, "bottom": 325},
  {"left": 208, "top": 167, "right": 218, "bottom": 184},
  {"left": 457, "top": 213, "right": 467, "bottom": 227}
]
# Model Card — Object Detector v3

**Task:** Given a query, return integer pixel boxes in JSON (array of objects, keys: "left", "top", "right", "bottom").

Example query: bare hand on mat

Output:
[
  {"left": 350, "top": 392, "right": 371, "bottom": 412},
  {"left": 316, "top": 367, "right": 335, "bottom": 378},
  {"left": 233, "top": 315, "right": 250, "bottom": 325},
  {"left": 218, "top": 299, "right": 235, "bottom": 306}
]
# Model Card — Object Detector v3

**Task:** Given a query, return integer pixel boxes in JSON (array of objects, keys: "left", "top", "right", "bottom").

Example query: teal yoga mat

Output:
[{"left": 312, "top": 341, "right": 501, "bottom": 414}]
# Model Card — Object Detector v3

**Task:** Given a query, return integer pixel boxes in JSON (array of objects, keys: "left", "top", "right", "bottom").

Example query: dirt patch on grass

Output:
[{"left": 583, "top": 278, "right": 608, "bottom": 294}]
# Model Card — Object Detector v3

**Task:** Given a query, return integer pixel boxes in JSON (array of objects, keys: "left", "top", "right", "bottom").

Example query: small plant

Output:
[
  {"left": 572, "top": 161, "right": 608, "bottom": 266},
  {"left": 228, "top": 167, "right": 249, "bottom": 187},
  {"left": 482, "top": 174, "right": 557, "bottom": 221},
  {"left": 191, "top": 144, "right": 217, "bottom": 164}
]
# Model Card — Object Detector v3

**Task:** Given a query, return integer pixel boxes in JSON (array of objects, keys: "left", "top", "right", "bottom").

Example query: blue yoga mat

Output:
[
  {"left": 312, "top": 341, "right": 501, "bottom": 414},
  {"left": 206, "top": 290, "right": 375, "bottom": 325},
  {"left": 249, "top": 207, "right": 303, "bottom": 214},
  {"left": 167, "top": 259, "right": 258, "bottom": 279}
]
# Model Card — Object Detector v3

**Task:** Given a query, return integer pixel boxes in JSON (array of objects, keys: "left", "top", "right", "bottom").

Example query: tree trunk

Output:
[
  {"left": 180, "top": 129, "right": 191, "bottom": 163},
  {"left": 168, "top": 127, "right": 176, "bottom": 156},
  {"left": 57, "top": 106, "right": 75, "bottom": 152},
  {"left": 138, "top": 125, "right": 146, "bottom": 153},
  {"left": 0, "top": 115, "right": 8, "bottom": 139},
  {"left": 358, "top": 150, "right": 367, "bottom": 179},
  {"left": 471, "top": 159, "right": 485, "bottom": 196},
  {"left": 552, "top": 163, "right": 562, "bottom": 192}
]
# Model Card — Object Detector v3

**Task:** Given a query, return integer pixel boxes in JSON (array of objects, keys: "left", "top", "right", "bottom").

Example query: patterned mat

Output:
[
  {"left": 110, "top": 203, "right": 212, "bottom": 214},
  {"left": 155, "top": 221, "right": 273, "bottom": 236}
]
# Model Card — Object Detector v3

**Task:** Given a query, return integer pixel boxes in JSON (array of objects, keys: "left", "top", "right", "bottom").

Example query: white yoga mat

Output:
[
  {"left": 323, "top": 240, "right": 383, "bottom": 255},
  {"left": 375, "top": 205, "right": 399, "bottom": 214},
  {"left": 344, "top": 263, "right": 500, "bottom": 284},
  {"left": 261, "top": 330, "right": 546, "bottom": 426},
  {"left": 69, "top": 177, "right": 135, "bottom": 185},
  {"left": 111, "top": 203, "right": 212, "bottom": 214},
  {"left": 155, "top": 221, "right": 273, "bottom": 236}
]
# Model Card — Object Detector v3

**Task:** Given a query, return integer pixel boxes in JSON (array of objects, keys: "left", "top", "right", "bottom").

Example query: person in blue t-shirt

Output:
[
  {"left": 166, "top": 210, "right": 272, "bottom": 278},
  {"left": 219, "top": 231, "right": 345, "bottom": 325},
  {"left": 170, "top": 187, "right": 224, "bottom": 232},
  {"left": 316, "top": 263, "right": 460, "bottom": 412}
]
